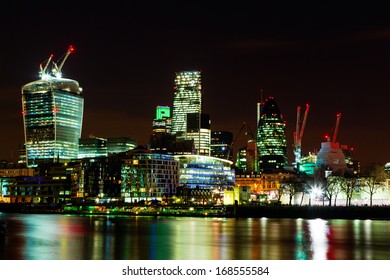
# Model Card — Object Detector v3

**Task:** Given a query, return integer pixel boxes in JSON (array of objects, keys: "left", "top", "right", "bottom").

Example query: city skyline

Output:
[{"left": 1, "top": 3, "right": 390, "bottom": 166}]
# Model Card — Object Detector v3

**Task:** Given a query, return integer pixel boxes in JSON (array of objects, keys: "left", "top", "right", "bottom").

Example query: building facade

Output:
[
  {"left": 211, "top": 131, "right": 233, "bottom": 161},
  {"left": 22, "top": 77, "right": 84, "bottom": 167},
  {"left": 121, "top": 149, "right": 179, "bottom": 203},
  {"left": 171, "top": 71, "right": 202, "bottom": 137},
  {"left": 152, "top": 105, "right": 172, "bottom": 134}
]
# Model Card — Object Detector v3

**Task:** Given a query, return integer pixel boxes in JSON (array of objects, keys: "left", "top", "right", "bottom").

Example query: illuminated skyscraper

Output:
[
  {"left": 257, "top": 97, "right": 287, "bottom": 173},
  {"left": 21, "top": 46, "right": 84, "bottom": 167},
  {"left": 171, "top": 71, "right": 202, "bottom": 136}
]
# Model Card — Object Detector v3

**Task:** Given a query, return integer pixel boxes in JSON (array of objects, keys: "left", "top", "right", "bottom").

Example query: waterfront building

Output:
[
  {"left": 78, "top": 136, "right": 107, "bottom": 159},
  {"left": 21, "top": 47, "right": 84, "bottom": 167},
  {"left": 80, "top": 155, "right": 123, "bottom": 201},
  {"left": 211, "top": 131, "right": 233, "bottom": 161},
  {"left": 175, "top": 155, "right": 235, "bottom": 189},
  {"left": 224, "top": 186, "right": 251, "bottom": 205},
  {"left": 121, "top": 147, "right": 179, "bottom": 203},
  {"left": 235, "top": 172, "right": 295, "bottom": 203},
  {"left": 0, "top": 166, "right": 35, "bottom": 203},
  {"left": 256, "top": 97, "right": 288, "bottom": 173},
  {"left": 3, "top": 163, "right": 78, "bottom": 204},
  {"left": 171, "top": 71, "right": 202, "bottom": 137},
  {"left": 107, "top": 137, "right": 137, "bottom": 154}
]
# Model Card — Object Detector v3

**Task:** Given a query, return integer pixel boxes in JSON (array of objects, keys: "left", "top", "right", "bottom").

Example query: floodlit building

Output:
[
  {"left": 316, "top": 141, "right": 347, "bottom": 175},
  {"left": 121, "top": 148, "right": 179, "bottom": 203},
  {"left": 256, "top": 97, "right": 287, "bottom": 173},
  {"left": 175, "top": 155, "right": 235, "bottom": 190},
  {"left": 21, "top": 46, "right": 84, "bottom": 167}
]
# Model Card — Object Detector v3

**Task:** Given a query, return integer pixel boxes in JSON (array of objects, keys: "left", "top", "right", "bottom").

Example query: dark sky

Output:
[{"left": 1, "top": 2, "right": 390, "bottom": 167}]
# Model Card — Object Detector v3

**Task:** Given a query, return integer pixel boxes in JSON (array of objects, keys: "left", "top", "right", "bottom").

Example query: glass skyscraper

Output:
[
  {"left": 171, "top": 71, "right": 202, "bottom": 136},
  {"left": 22, "top": 77, "right": 84, "bottom": 167},
  {"left": 256, "top": 97, "right": 287, "bottom": 173}
]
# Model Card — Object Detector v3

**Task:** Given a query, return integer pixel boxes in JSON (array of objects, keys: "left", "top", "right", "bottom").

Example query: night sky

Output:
[{"left": 1, "top": 2, "right": 390, "bottom": 167}]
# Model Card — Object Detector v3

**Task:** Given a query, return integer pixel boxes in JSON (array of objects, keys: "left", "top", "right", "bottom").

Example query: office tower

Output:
[
  {"left": 78, "top": 137, "right": 108, "bottom": 159},
  {"left": 186, "top": 113, "right": 211, "bottom": 156},
  {"left": 171, "top": 71, "right": 202, "bottom": 137},
  {"left": 152, "top": 105, "right": 172, "bottom": 134},
  {"left": 235, "top": 147, "right": 247, "bottom": 173},
  {"left": 21, "top": 46, "right": 83, "bottom": 167},
  {"left": 257, "top": 97, "right": 287, "bottom": 173},
  {"left": 211, "top": 131, "right": 233, "bottom": 161}
]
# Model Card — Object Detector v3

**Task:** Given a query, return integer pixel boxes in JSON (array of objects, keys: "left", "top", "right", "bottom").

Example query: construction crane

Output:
[
  {"left": 226, "top": 122, "right": 247, "bottom": 160},
  {"left": 332, "top": 113, "right": 341, "bottom": 143},
  {"left": 52, "top": 45, "right": 75, "bottom": 78},
  {"left": 227, "top": 121, "right": 257, "bottom": 161},
  {"left": 39, "top": 54, "right": 54, "bottom": 79},
  {"left": 293, "top": 103, "right": 310, "bottom": 169}
]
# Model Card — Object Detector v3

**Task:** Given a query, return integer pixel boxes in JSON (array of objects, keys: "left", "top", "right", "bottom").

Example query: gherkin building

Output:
[{"left": 256, "top": 97, "right": 287, "bottom": 173}]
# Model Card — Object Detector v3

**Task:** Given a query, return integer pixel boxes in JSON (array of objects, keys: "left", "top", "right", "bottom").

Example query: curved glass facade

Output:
[
  {"left": 22, "top": 78, "right": 84, "bottom": 167},
  {"left": 256, "top": 97, "right": 287, "bottom": 173},
  {"left": 174, "top": 155, "right": 235, "bottom": 190}
]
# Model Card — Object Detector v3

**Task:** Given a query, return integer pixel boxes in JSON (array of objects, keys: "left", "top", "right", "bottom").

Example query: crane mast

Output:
[
  {"left": 293, "top": 104, "right": 310, "bottom": 170},
  {"left": 332, "top": 113, "right": 341, "bottom": 143},
  {"left": 39, "top": 54, "right": 54, "bottom": 79},
  {"left": 52, "top": 45, "right": 74, "bottom": 78}
]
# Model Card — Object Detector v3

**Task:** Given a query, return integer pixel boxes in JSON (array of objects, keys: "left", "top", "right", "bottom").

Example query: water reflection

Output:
[{"left": 1, "top": 213, "right": 390, "bottom": 260}]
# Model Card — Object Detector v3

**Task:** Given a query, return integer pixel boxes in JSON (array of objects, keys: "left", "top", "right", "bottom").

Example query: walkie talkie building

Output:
[{"left": 21, "top": 46, "right": 84, "bottom": 167}]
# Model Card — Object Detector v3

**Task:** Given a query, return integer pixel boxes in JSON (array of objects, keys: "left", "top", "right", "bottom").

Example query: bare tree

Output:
[
  {"left": 280, "top": 176, "right": 304, "bottom": 205},
  {"left": 362, "top": 164, "right": 388, "bottom": 206},
  {"left": 340, "top": 176, "right": 359, "bottom": 206},
  {"left": 325, "top": 175, "right": 343, "bottom": 206}
]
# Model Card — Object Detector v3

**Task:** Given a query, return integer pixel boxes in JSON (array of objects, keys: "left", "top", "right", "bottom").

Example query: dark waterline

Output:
[{"left": 1, "top": 213, "right": 389, "bottom": 260}]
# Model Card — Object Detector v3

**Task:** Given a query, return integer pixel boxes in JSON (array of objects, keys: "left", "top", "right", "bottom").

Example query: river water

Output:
[{"left": 0, "top": 213, "right": 389, "bottom": 260}]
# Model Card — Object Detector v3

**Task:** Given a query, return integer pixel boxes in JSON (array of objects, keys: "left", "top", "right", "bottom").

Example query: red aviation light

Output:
[
  {"left": 21, "top": 110, "right": 25, "bottom": 115},
  {"left": 53, "top": 107, "right": 59, "bottom": 113},
  {"left": 325, "top": 134, "right": 330, "bottom": 141},
  {"left": 68, "top": 45, "right": 75, "bottom": 53}
]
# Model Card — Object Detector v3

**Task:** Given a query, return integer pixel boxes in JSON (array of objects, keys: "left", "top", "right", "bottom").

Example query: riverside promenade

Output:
[{"left": 1, "top": 203, "right": 390, "bottom": 220}]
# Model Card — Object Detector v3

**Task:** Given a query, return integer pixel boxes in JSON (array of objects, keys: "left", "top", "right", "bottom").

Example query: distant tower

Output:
[
  {"left": 257, "top": 97, "right": 287, "bottom": 173},
  {"left": 171, "top": 71, "right": 202, "bottom": 137},
  {"left": 316, "top": 113, "right": 346, "bottom": 175},
  {"left": 186, "top": 113, "right": 211, "bottom": 156},
  {"left": 211, "top": 131, "right": 233, "bottom": 161},
  {"left": 152, "top": 105, "right": 172, "bottom": 134},
  {"left": 21, "top": 46, "right": 84, "bottom": 167}
]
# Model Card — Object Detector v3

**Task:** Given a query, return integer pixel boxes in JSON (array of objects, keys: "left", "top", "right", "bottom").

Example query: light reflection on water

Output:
[{"left": 0, "top": 213, "right": 390, "bottom": 260}]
